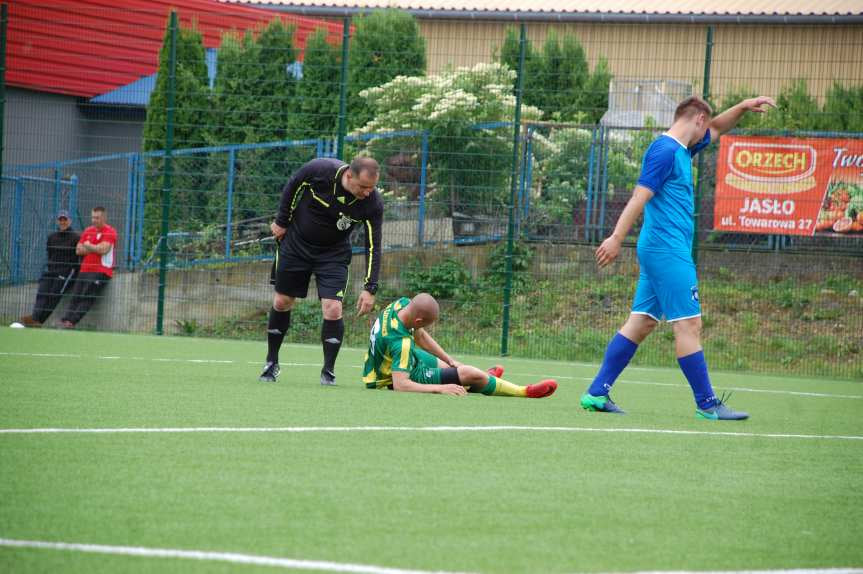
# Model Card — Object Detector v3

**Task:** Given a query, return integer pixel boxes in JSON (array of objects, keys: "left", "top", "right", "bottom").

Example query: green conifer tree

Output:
[
  {"left": 347, "top": 9, "right": 426, "bottom": 129},
  {"left": 142, "top": 15, "right": 211, "bottom": 252},
  {"left": 298, "top": 28, "right": 341, "bottom": 139}
]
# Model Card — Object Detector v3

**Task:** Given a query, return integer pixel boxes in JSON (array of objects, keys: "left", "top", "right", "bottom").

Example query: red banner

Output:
[{"left": 713, "top": 135, "right": 863, "bottom": 236}]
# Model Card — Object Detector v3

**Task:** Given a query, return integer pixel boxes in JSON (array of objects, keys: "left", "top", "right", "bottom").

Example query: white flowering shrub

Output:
[
  {"left": 354, "top": 63, "right": 542, "bottom": 215},
  {"left": 526, "top": 124, "right": 653, "bottom": 237}
]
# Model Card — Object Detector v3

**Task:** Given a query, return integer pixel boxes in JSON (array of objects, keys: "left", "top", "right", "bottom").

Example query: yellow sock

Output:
[{"left": 481, "top": 375, "right": 526, "bottom": 397}]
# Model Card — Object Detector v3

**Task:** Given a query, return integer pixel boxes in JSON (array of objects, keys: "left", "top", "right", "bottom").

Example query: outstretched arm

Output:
[
  {"left": 709, "top": 96, "right": 776, "bottom": 140},
  {"left": 595, "top": 185, "right": 654, "bottom": 268},
  {"left": 391, "top": 371, "right": 466, "bottom": 396},
  {"left": 356, "top": 211, "right": 383, "bottom": 317}
]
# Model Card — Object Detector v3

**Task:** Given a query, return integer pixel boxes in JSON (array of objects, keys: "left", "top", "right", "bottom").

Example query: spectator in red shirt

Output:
[{"left": 60, "top": 206, "right": 118, "bottom": 329}]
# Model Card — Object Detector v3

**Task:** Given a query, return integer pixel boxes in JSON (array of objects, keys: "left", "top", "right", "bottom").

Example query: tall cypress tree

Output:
[
  {"left": 821, "top": 82, "right": 863, "bottom": 132},
  {"left": 250, "top": 19, "right": 299, "bottom": 142},
  {"left": 347, "top": 9, "right": 426, "bottom": 129},
  {"left": 208, "top": 19, "right": 305, "bottom": 221},
  {"left": 208, "top": 31, "right": 252, "bottom": 146},
  {"left": 580, "top": 57, "right": 611, "bottom": 123},
  {"left": 298, "top": 28, "right": 341, "bottom": 139},
  {"left": 142, "top": 15, "right": 211, "bottom": 251},
  {"left": 499, "top": 28, "right": 611, "bottom": 123}
]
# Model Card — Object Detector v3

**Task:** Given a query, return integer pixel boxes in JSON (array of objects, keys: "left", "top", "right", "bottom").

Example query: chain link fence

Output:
[{"left": 1, "top": 3, "right": 861, "bottom": 379}]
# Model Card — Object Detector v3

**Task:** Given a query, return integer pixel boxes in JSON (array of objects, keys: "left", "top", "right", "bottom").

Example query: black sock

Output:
[
  {"left": 266, "top": 308, "right": 291, "bottom": 363},
  {"left": 321, "top": 318, "right": 344, "bottom": 374}
]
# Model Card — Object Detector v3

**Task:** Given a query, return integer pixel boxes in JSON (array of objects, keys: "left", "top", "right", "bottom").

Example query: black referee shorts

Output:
[{"left": 271, "top": 234, "right": 351, "bottom": 301}]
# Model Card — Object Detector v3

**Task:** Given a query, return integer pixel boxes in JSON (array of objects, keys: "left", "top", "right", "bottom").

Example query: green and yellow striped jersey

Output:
[{"left": 362, "top": 297, "right": 416, "bottom": 389}]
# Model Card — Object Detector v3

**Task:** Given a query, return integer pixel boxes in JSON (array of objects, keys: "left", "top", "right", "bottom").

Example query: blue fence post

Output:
[
  {"left": 524, "top": 141, "right": 535, "bottom": 223},
  {"left": 11, "top": 178, "right": 22, "bottom": 283},
  {"left": 417, "top": 130, "right": 429, "bottom": 247},
  {"left": 125, "top": 156, "right": 136, "bottom": 268},
  {"left": 598, "top": 126, "right": 611, "bottom": 241},
  {"left": 585, "top": 126, "right": 598, "bottom": 242},
  {"left": 69, "top": 174, "right": 78, "bottom": 229},
  {"left": 53, "top": 167, "right": 61, "bottom": 217},
  {"left": 316, "top": 138, "right": 324, "bottom": 158},
  {"left": 225, "top": 149, "right": 236, "bottom": 259}
]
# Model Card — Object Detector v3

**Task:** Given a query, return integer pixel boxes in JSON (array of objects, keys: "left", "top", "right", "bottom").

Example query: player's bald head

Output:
[{"left": 409, "top": 293, "right": 439, "bottom": 325}]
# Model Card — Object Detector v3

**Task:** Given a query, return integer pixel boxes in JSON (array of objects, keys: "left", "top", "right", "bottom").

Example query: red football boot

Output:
[
  {"left": 526, "top": 379, "right": 558, "bottom": 398},
  {"left": 487, "top": 365, "right": 504, "bottom": 378}
]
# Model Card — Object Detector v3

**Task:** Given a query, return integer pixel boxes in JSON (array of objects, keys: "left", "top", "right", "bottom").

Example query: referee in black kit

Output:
[{"left": 260, "top": 156, "right": 383, "bottom": 385}]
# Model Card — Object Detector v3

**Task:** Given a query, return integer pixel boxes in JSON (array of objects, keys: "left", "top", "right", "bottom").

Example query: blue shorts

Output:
[{"left": 631, "top": 249, "right": 701, "bottom": 322}]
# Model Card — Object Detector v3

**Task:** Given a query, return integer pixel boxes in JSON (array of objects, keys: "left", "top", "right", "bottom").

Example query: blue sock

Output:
[
  {"left": 677, "top": 350, "right": 716, "bottom": 410},
  {"left": 588, "top": 333, "right": 638, "bottom": 396}
]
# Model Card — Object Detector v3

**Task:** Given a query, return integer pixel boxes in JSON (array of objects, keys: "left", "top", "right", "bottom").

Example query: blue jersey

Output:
[{"left": 636, "top": 132, "right": 711, "bottom": 254}]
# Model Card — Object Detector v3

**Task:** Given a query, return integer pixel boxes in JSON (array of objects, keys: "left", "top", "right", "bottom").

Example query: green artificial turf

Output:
[{"left": 0, "top": 328, "right": 861, "bottom": 573}]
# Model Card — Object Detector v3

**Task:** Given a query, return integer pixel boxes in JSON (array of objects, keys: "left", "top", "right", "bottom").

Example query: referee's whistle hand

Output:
[
  {"left": 270, "top": 222, "right": 287, "bottom": 240},
  {"left": 356, "top": 290, "right": 375, "bottom": 316}
]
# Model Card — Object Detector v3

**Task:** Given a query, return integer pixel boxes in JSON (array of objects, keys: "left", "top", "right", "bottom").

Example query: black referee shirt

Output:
[{"left": 275, "top": 158, "right": 384, "bottom": 291}]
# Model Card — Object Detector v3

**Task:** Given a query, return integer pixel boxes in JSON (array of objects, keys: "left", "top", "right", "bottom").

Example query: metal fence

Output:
[
  {"left": 2, "top": 3, "right": 861, "bottom": 379},
  {"left": 0, "top": 175, "right": 78, "bottom": 284}
]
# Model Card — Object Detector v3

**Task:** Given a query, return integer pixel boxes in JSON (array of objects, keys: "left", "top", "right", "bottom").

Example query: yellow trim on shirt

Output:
[
  {"left": 289, "top": 183, "right": 309, "bottom": 221},
  {"left": 399, "top": 337, "right": 411, "bottom": 369},
  {"left": 309, "top": 187, "right": 330, "bottom": 207},
  {"left": 365, "top": 219, "right": 374, "bottom": 285}
]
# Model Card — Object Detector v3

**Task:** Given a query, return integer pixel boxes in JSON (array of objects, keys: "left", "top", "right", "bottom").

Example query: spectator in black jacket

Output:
[{"left": 20, "top": 210, "right": 80, "bottom": 327}]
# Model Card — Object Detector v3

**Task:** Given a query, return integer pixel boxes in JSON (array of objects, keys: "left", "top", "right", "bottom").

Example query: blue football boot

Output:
[
  {"left": 580, "top": 392, "right": 625, "bottom": 414},
  {"left": 696, "top": 393, "right": 749, "bottom": 420}
]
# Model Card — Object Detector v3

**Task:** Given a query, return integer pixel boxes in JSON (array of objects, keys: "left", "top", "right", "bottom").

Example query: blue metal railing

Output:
[
  {"left": 1, "top": 174, "right": 78, "bottom": 284},
  {"left": 7, "top": 124, "right": 859, "bottom": 284}
]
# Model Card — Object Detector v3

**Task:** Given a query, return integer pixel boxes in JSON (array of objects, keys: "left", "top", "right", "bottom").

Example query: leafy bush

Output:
[
  {"left": 348, "top": 9, "right": 426, "bottom": 130},
  {"left": 720, "top": 80, "right": 863, "bottom": 133},
  {"left": 822, "top": 82, "right": 863, "bottom": 133},
  {"left": 482, "top": 240, "right": 533, "bottom": 290},
  {"left": 527, "top": 124, "right": 648, "bottom": 233},
  {"left": 208, "top": 21, "right": 306, "bottom": 220},
  {"left": 355, "top": 63, "right": 542, "bottom": 215},
  {"left": 499, "top": 28, "right": 612, "bottom": 123},
  {"left": 403, "top": 257, "right": 473, "bottom": 300},
  {"left": 758, "top": 79, "right": 821, "bottom": 131},
  {"left": 142, "top": 19, "right": 211, "bottom": 251},
  {"left": 297, "top": 28, "right": 341, "bottom": 138}
]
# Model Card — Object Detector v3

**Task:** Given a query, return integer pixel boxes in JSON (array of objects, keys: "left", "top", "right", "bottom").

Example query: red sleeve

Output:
[{"left": 103, "top": 227, "right": 117, "bottom": 245}]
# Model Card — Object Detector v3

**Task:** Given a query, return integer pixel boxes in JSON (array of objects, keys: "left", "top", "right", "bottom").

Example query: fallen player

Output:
[{"left": 362, "top": 293, "right": 557, "bottom": 398}]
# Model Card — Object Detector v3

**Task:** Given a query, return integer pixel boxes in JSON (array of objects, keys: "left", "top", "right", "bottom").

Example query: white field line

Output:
[
  {"left": 0, "top": 538, "right": 472, "bottom": 574},
  {"left": 0, "top": 539, "right": 859, "bottom": 574},
  {"left": 0, "top": 425, "right": 861, "bottom": 441},
  {"left": 2, "top": 339, "right": 853, "bottom": 383},
  {"left": 623, "top": 571, "right": 863, "bottom": 574},
  {"left": 0, "top": 351, "right": 82, "bottom": 358},
  {"left": 2, "top": 352, "right": 860, "bottom": 400}
]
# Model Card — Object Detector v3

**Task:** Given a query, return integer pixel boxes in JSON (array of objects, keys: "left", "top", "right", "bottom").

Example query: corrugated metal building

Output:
[
  {"left": 225, "top": 0, "right": 863, "bottom": 103},
  {"left": 3, "top": 0, "right": 342, "bottom": 265}
]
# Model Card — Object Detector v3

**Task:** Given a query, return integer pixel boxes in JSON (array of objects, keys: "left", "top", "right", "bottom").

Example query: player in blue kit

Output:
[{"left": 581, "top": 95, "right": 775, "bottom": 420}]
